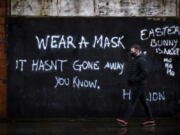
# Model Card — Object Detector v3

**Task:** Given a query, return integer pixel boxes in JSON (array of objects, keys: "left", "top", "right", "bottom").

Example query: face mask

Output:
[{"left": 130, "top": 52, "right": 136, "bottom": 57}]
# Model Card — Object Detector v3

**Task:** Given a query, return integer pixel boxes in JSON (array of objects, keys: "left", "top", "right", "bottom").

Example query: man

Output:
[{"left": 116, "top": 44, "right": 156, "bottom": 127}]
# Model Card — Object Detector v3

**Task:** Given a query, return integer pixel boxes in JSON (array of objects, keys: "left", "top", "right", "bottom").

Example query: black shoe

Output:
[
  {"left": 141, "top": 120, "right": 156, "bottom": 127},
  {"left": 116, "top": 118, "right": 128, "bottom": 127}
]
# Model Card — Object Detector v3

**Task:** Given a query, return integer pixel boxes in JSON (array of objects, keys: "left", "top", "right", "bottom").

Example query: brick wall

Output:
[{"left": 0, "top": 0, "right": 7, "bottom": 118}]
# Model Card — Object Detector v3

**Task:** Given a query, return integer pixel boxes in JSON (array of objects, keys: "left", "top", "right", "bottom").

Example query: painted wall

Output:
[
  {"left": 11, "top": 0, "right": 179, "bottom": 17},
  {"left": 7, "top": 17, "right": 180, "bottom": 117},
  {"left": 5, "top": 0, "right": 180, "bottom": 117}
]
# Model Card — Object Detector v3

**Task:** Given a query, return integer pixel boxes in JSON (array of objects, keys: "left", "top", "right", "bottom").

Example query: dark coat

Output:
[{"left": 128, "top": 54, "right": 149, "bottom": 87}]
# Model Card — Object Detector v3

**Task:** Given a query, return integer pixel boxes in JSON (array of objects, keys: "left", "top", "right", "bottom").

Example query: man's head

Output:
[{"left": 130, "top": 44, "right": 142, "bottom": 57}]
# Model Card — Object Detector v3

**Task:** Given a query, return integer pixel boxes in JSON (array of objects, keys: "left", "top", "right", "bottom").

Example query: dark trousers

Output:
[{"left": 124, "top": 86, "right": 153, "bottom": 121}]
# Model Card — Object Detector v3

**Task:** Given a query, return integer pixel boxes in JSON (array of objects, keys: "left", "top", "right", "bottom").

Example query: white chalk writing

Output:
[
  {"left": 140, "top": 25, "right": 180, "bottom": 40},
  {"left": 54, "top": 76, "right": 100, "bottom": 90},
  {"left": 78, "top": 36, "right": 89, "bottom": 49},
  {"left": 92, "top": 35, "right": 125, "bottom": 49},
  {"left": 163, "top": 58, "right": 175, "bottom": 76},
  {"left": 35, "top": 35, "right": 76, "bottom": 50},
  {"left": 146, "top": 91, "right": 166, "bottom": 102},
  {"left": 104, "top": 62, "right": 124, "bottom": 75},
  {"left": 150, "top": 39, "right": 178, "bottom": 48},
  {"left": 122, "top": 89, "right": 131, "bottom": 100},
  {"left": 140, "top": 25, "right": 179, "bottom": 56},
  {"left": 16, "top": 59, "right": 27, "bottom": 71},
  {"left": 73, "top": 76, "right": 100, "bottom": 89},
  {"left": 31, "top": 59, "right": 68, "bottom": 72},
  {"left": 35, "top": 35, "right": 126, "bottom": 50},
  {"left": 73, "top": 60, "right": 100, "bottom": 72},
  {"left": 54, "top": 77, "right": 70, "bottom": 88},
  {"left": 122, "top": 89, "right": 166, "bottom": 102},
  {"left": 155, "top": 48, "right": 180, "bottom": 56},
  {"left": 140, "top": 25, "right": 179, "bottom": 78}
]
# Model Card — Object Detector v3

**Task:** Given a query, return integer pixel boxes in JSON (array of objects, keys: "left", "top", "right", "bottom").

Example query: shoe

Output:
[
  {"left": 141, "top": 120, "right": 156, "bottom": 127},
  {"left": 116, "top": 118, "right": 128, "bottom": 127}
]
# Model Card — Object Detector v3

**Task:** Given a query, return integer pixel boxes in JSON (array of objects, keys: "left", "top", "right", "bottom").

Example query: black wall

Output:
[{"left": 8, "top": 17, "right": 180, "bottom": 117}]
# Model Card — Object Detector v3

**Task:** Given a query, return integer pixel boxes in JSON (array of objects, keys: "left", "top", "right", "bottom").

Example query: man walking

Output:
[{"left": 116, "top": 44, "right": 156, "bottom": 127}]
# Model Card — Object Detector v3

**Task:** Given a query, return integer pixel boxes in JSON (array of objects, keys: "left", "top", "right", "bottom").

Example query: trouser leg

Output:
[
  {"left": 124, "top": 88, "right": 141, "bottom": 120},
  {"left": 123, "top": 86, "right": 153, "bottom": 121},
  {"left": 139, "top": 88, "right": 153, "bottom": 120}
]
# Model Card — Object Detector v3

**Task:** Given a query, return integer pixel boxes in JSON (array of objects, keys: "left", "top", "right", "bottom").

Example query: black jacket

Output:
[{"left": 128, "top": 54, "right": 149, "bottom": 86}]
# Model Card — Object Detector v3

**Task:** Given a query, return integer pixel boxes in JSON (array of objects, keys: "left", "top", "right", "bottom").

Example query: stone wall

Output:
[{"left": 11, "top": 0, "right": 179, "bottom": 17}]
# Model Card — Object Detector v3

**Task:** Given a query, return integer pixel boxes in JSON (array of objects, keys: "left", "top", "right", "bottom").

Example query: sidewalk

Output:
[{"left": 0, "top": 117, "right": 179, "bottom": 135}]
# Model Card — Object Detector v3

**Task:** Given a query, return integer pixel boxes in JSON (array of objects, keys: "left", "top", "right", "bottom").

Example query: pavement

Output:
[{"left": 0, "top": 117, "right": 179, "bottom": 135}]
